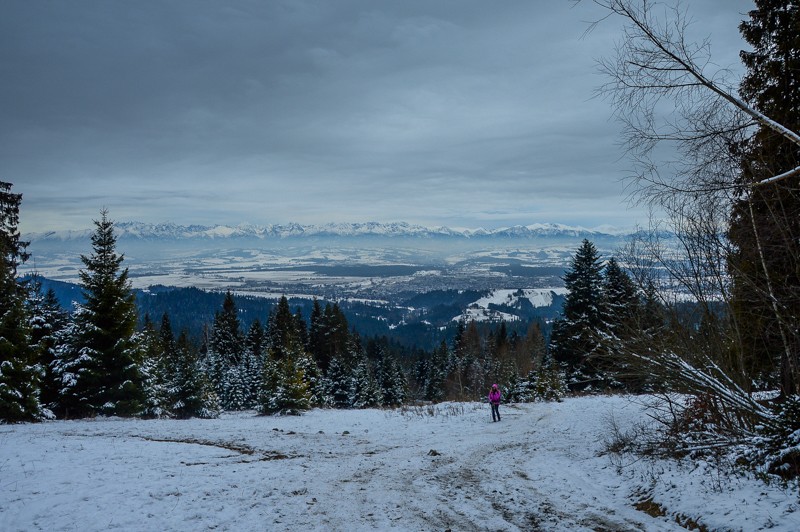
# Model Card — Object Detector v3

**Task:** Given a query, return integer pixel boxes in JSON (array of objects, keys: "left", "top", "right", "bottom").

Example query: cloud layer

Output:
[{"left": 2, "top": 0, "right": 751, "bottom": 232}]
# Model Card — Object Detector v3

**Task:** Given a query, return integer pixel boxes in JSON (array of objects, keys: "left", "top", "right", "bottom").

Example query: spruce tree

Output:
[
  {"left": 0, "top": 181, "right": 41, "bottom": 422},
  {"left": 259, "top": 349, "right": 314, "bottom": 415},
  {"left": 258, "top": 357, "right": 283, "bottom": 414},
  {"left": 207, "top": 291, "right": 245, "bottom": 407},
  {"left": 139, "top": 314, "right": 169, "bottom": 417},
  {"left": 293, "top": 308, "right": 308, "bottom": 350},
  {"left": 601, "top": 258, "right": 639, "bottom": 338},
  {"left": 596, "top": 258, "right": 640, "bottom": 388},
  {"left": 210, "top": 292, "right": 243, "bottom": 365},
  {"left": 268, "top": 296, "right": 296, "bottom": 361},
  {"left": 424, "top": 340, "right": 448, "bottom": 402},
  {"left": 638, "top": 279, "right": 665, "bottom": 334},
  {"left": 308, "top": 299, "right": 327, "bottom": 370},
  {"left": 549, "top": 239, "right": 604, "bottom": 387},
  {"left": 158, "top": 313, "right": 178, "bottom": 382},
  {"left": 59, "top": 210, "right": 144, "bottom": 417},
  {"left": 139, "top": 312, "right": 186, "bottom": 417},
  {"left": 325, "top": 356, "right": 353, "bottom": 408},
  {"left": 321, "top": 303, "right": 349, "bottom": 367},
  {"left": 172, "top": 330, "right": 219, "bottom": 418},
  {"left": 258, "top": 296, "right": 317, "bottom": 414},
  {"left": 243, "top": 319, "right": 265, "bottom": 407},
  {"left": 377, "top": 353, "right": 407, "bottom": 407},
  {"left": 536, "top": 354, "right": 567, "bottom": 402},
  {"left": 272, "top": 350, "right": 312, "bottom": 415},
  {"left": 222, "top": 365, "right": 249, "bottom": 410},
  {"left": 27, "top": 280, "right": 67, "bottom": 416},
  {"left": 297, "top": 348, "right": 327, "bottom": 407},
  {"left": 351, "top": 355, "right": 382, "bottom": 408},
  {"left": 245, "top": 319, "right": 265, "bottom": 361},
  {"left": 459, "top": 320, "right": 484, "bottom": 400},
  {"left": 523, "top": 321, "right": 546, "bottom": 370}
]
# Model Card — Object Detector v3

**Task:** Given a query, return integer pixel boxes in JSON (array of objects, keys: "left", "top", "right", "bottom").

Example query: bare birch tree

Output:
[{"left": 581, "top": 0, "right": 800, "bottom": 430}]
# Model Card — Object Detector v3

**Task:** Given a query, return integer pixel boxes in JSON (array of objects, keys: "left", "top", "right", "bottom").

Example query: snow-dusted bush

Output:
[
  {"left": 505, "top": 358, "right": 566, "bottom": 404},
  {"left": 747, "top": 396, "right": 800, "bottom": 481}
]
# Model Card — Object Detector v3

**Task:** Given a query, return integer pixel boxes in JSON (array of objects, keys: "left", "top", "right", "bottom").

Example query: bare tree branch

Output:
[{"left": 586, "top": 0, "right": 800, "bottom": 194}]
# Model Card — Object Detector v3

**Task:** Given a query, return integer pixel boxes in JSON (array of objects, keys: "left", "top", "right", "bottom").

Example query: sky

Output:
[{"left": 2, "top": 0, "right": 754, "bottom": 233}]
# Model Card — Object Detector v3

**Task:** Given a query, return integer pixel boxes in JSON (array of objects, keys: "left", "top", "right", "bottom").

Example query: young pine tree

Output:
[
  {"left": 259, "top": 349, "right": 314, "bottom": 415},
  {"left": 423, "top": 340, "right": 448, "bottom": 402},
  {"left": 321, "top": 303, "right": 350, "bottom": 368},
  {"left": 268, "top": 296, "right": 296, "bottom": 361},
  {"left": 206, "top": 291, "right": 245, "bottom": 409},
  {"left": 172, "top": 330, "right": 219, "bottom": 418},
  {"left": 601, "top": 258, "right": 639, "bottom": 339},
  {"left": 273, "top": 351, "right": 313, "bottom": 415},
  {"left": 325, "top": 356, "right": 353, "bottom": 408},
  {"left": 297, "top": 348, "right": 327, "bottom": 407},
  {"left": 243, "top": 319, "right": 266, "bottom": 407},
  {"left": 27, "top": 280, "right": 68, "bottom": 417},
  {"left": 139, "top": 314, "right": 170, "bottom": 418},
  {"left": 351, "top": 355, "right": 382, "bottom": 409},
  {"left": 222, "top": 365, "right": 249, "bottom": 411},
  {"left": 594, "top": 258, "right": 640, "bottom": 389},
  {"left": 308, "top": 299, "right": 327, "bottom": 370},
  {"left": 377, "top": 354, "right": 407, "bottom": 407},
  {"left": 258, "top": 297, "right": 317, "bottom": 415}
]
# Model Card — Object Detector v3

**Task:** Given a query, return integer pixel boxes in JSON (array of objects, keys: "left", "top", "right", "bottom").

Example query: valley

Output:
[{"left": 21, "top": 221, "right": 632, "bottom": 338}]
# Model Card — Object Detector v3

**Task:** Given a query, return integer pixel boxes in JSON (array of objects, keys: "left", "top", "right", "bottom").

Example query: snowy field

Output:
[{"left": 1, "top": 396, "right": 798, "bottom": 531}]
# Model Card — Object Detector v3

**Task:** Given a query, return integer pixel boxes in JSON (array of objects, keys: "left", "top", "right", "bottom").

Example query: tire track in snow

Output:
[{"left": 411, "top": 406, "right": 657, "bottom": 532}]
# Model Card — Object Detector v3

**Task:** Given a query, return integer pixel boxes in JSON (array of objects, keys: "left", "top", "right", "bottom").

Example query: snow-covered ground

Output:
[{"left": 1, "top": 396, "right": 798, "bottom": 531}]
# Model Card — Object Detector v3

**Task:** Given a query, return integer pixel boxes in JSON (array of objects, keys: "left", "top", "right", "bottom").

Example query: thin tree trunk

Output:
[{"left": 747, "top": 197, "right": 796, "bottom": 396}]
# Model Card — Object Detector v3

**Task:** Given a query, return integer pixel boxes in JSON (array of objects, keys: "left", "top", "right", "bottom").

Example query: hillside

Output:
[
  {"left": 2, "top": 396, "right": 797, "bottom": 531},
  {"left": 29, "top": 278, "right": 563, "bottom": 351}
]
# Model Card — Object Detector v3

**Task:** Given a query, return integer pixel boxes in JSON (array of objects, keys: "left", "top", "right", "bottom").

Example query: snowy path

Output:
[{"left": 1, "top": 396, "right": 798, "bottom": 531}]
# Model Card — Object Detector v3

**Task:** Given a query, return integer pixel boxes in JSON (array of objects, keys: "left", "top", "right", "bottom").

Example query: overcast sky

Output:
[{"left": 3, "top": 0, "right": 753, "bottom": 233}]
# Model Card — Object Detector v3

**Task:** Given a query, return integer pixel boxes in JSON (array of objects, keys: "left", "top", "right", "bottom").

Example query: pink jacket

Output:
[{"left": 488, "top": 389, "right": 501, "bottom": 405}]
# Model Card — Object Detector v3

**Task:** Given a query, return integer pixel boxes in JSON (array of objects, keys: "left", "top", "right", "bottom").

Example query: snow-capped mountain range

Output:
[{"left": 25, "top": 221, "right": 632, "bottom": 242}]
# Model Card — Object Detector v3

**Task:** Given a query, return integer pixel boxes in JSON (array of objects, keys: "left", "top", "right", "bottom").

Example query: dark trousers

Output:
[{"left": 491, "top": 403, "right": 500, "bottom": 422}]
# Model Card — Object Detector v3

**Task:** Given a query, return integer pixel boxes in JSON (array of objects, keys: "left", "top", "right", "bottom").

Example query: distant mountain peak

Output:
[{"left": 25, "top": 220, "right": 629, "bottom": 242}]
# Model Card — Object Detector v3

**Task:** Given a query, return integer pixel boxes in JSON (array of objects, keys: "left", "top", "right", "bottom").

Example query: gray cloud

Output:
[{"left": 1, "top": 0, "right": 753, "bottom": 232}]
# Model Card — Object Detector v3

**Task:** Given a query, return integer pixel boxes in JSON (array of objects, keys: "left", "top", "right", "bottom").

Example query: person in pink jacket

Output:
[{"left": 488, "top": 383, "right": 501, "bottom": 422}]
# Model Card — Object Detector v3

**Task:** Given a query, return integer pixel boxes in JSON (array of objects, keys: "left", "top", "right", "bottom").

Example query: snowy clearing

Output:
[{"left": 1, "top": 395, "right": 798, "bottom": 531}]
